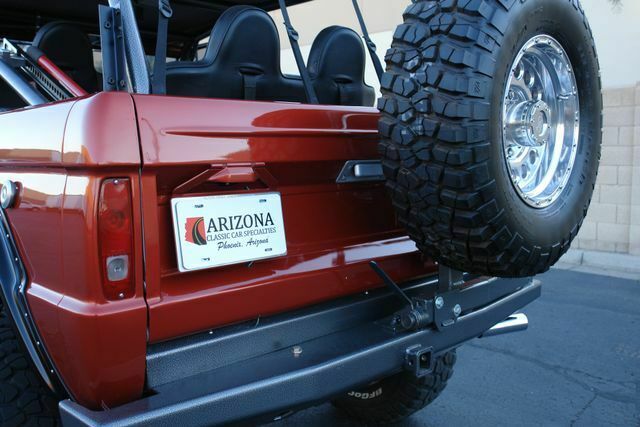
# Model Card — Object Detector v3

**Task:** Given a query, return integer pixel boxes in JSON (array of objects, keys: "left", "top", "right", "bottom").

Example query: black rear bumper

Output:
[{"left": 60, "top": 275, "right": 540, "bottom": 427}]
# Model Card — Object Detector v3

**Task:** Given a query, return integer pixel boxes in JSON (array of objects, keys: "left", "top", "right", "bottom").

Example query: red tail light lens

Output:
[{"left": 98, "top": 178, "right": 135, "bottom": 300}]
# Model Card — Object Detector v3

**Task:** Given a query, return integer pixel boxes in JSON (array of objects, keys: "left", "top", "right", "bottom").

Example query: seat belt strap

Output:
[
  {"left": 337, "top": 82, "right": 349, "bottom": 105},
  {"left": 351, "top": 0, "right": 384, "bottom": 82},
  {"left": 152, "top": 0, "right": 173, "bottom": 95},
  {"left": 278, "top": 0, "right": 319, "bottom": 104},
  {"left": 242, "top": 73, "right": 259, "bottom": 100}
]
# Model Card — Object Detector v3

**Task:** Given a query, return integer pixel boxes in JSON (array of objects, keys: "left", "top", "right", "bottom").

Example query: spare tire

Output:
[{"left": 378, "top": 0, "right": 602, "bottom": 277}]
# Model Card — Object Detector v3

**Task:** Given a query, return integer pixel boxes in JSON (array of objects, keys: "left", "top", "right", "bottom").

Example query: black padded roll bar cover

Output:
[{"left": 24, "top": 46, "right": 45, "bottom": 62}]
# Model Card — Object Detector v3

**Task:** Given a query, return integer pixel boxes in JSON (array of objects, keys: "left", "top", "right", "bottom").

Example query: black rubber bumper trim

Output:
[{"left": 59, "top": 278, "right": 540, "bottom": 427}]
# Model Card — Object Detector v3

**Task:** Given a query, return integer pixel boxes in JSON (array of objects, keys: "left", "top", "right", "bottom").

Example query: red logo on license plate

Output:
[{"left": 185, "top": 217, "right": 207, "bottom": 246}]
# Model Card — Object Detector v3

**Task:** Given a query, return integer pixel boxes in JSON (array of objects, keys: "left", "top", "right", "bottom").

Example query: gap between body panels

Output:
[{"left": 130, "top": 92, "right": 152, "bottom": 340}]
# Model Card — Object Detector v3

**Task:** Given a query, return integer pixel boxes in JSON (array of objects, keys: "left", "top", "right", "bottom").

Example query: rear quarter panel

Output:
[{"left": 0, "top": 93, "right": 147, "bottom": 409}]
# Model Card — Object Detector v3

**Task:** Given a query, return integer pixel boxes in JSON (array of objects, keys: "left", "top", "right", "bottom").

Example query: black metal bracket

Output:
[
  {"left": 437, "top": 264, "right": 465, "bottom": 293},
  {"left": 370, "top": 261, "right": 469, "bottom": 333},
  {"left": 99, "top": 5, "right": 127, "bottom": 92},
  {"left": 432, "top": 265, "right": 467, "bottom": 331},
  {"left": 370, "top": 261, "right": 432, "bottom": 331}
]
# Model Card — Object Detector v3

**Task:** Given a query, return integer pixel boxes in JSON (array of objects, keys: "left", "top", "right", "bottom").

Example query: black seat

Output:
[
  {"left": 32, "top": 22, "right": 99, "bottom": 93},
  {"left": 308, "top": 26, "right": 375, "bottom": 107},
  {"left": 166, "top": 5, "right": 305, "bottom": 102}
]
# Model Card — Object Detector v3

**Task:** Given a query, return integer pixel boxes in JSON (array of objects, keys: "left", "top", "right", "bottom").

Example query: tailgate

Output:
[{"left": 133, "top": 95, "right": 436, "bottom": 342}]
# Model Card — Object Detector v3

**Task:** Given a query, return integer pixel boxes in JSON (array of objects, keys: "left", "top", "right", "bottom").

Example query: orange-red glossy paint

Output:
[
  {"left": 0, "top": 94, "right": 146, "bottom": 409},
  {"left": 0, "top": 92, "right": 437, "bottom": 410},
  {"left": 134, "top": 95, "right": 436, "bottom": 343}
]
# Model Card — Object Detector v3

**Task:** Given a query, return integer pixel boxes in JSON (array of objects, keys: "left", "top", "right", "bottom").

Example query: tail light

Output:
[{"left": 98, "top": 178, "right": 135, "bottom": 300}]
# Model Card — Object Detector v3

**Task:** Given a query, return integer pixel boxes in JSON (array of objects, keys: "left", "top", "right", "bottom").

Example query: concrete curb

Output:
[{"left": 554, "top": 249, "right": 640, "bottom": 280}]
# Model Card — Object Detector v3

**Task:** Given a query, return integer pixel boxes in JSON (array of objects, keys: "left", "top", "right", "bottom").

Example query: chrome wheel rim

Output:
[{"left": 502, "top": 35, "right": 579, "bottom": 209}]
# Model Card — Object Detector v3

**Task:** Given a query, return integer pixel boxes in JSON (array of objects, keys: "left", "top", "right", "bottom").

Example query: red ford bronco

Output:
[{"left": 0, "top": 0, "right": 601, "bottom": 425}]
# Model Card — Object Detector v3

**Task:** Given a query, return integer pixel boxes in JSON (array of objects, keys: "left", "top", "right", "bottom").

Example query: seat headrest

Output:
[
  {"left": 203, "top": 5, "right": 281, "bottom": 74},
  {"left": 33, "top": 22, "right": 98, "bottom": 93},
  {"left": 308, "top": 26, "right": 367, "bottom": 82}
]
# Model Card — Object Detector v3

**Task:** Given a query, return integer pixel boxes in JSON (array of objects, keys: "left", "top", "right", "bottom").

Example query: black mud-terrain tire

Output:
[
  {"left": 333, "top": 350, "right": 456, "bottom": 425},
  {"left": 0, "top": 300, "right": 59, "bottom": 426},
  {"left": 378, "top": 0, "right": 602, "bottom": 277}
]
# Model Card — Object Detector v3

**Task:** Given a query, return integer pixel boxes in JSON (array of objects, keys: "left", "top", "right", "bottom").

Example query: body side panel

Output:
[{"left": 0, "top": 93, "right": 147, "bottom": 409}]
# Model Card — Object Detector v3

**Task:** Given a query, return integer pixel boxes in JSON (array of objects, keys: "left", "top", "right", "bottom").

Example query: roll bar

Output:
[
  {"left": 0, "top": 58, "right": 47, "bottom": 106},
  {"left": 101, "top": 0, "right": 384, "bottom": 98}
]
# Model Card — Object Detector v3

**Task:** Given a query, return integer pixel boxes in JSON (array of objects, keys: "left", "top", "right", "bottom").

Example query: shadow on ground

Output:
[{"left": 264, "top": 269, "right": 640, "bottom": 426}]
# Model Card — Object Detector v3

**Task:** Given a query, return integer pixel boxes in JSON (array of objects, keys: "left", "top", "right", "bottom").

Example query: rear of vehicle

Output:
[{"left": 0, "top": 0, "right": 600, "bottom": 425}]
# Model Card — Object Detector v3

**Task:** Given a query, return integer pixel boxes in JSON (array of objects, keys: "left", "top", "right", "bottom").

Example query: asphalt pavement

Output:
[{"left": 270, "top": 269, "right": 640, "bottom": 427}]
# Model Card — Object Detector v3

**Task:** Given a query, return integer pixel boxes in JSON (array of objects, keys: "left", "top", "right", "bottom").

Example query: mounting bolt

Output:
[
  {"left": 435, "top": 297, "right": 444, "bottom": 310},
  {"left": 452, "top": 304, "right": 462, "bottom": 317},
  {"left": 292, "top": 346, "right": 303, "bottom": 358}
]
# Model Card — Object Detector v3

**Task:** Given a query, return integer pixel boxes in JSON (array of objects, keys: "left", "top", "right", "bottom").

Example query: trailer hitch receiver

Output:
[{"left": 405, "top": 345, "right": 434, "bottom": 377}]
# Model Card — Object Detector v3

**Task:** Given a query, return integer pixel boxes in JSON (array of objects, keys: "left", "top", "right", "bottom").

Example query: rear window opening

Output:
[
  {"left": 0, "top": 0, "right": 385, "bottom": 110},
  {"left": 164, "top": 2, "right": 378, "bottom": 106}
]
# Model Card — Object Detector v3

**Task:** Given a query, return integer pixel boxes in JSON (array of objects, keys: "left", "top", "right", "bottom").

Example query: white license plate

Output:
[{"left": 171, "top": 192, "right": 287, "bottom": 272}]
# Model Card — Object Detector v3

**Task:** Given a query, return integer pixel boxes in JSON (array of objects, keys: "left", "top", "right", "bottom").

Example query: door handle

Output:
[{"left": 336, "top": 160, "right": 385, "bottom": 184}]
